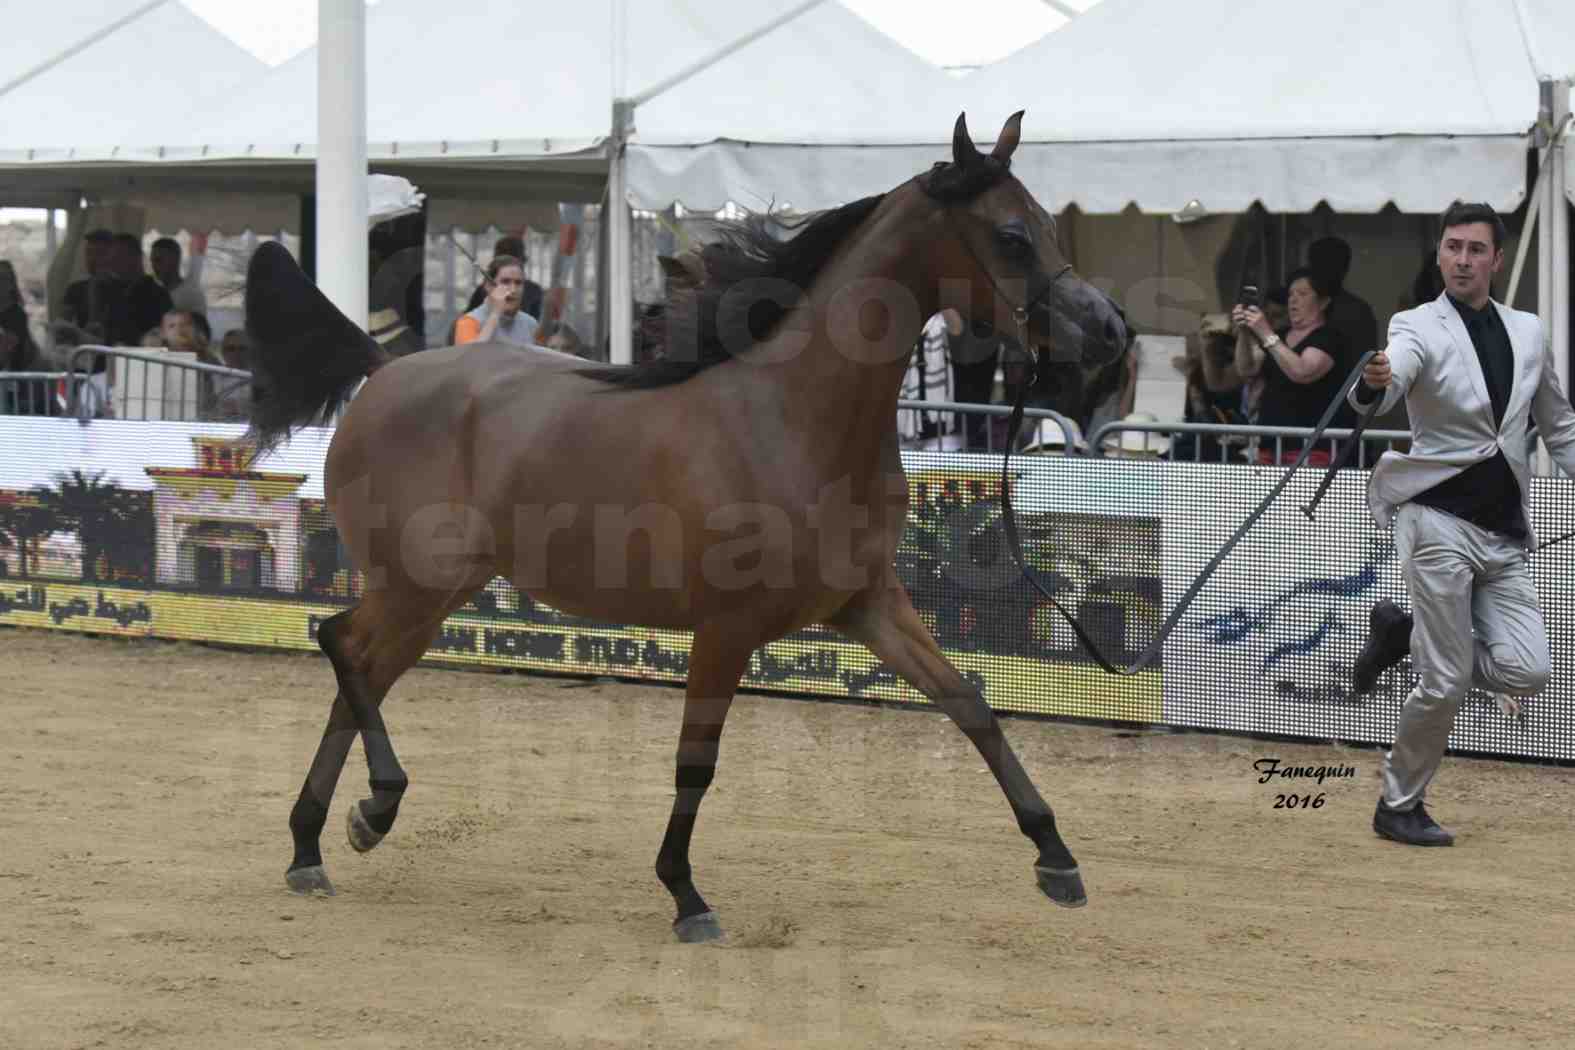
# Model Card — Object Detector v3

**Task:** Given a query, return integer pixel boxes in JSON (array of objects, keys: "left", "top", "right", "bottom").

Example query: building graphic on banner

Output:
[{"left": 145, "top": 437, "right": 308, "bottom": 592}]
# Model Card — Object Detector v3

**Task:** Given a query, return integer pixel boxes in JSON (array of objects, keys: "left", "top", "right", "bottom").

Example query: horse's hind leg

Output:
[
  {"left": 285, "top": 584, "right": 479, "bottom": 895},
  {"left": 828, "top": 573, "right": 1085, "bottom": 908},
  {"left": 654, "top": 623, "right": 755, "bottom": 943},
  {"left": 285, "top": 682, "right": 358, "bottom": 895}
]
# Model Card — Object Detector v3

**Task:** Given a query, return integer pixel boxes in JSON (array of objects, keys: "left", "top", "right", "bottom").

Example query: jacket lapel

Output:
[
  {"left": 1433, "top": 292, "right": 1493, "bottom": 428},
  {"left": 1492, "top": 299, "right": 1532, "bottom": 436}
]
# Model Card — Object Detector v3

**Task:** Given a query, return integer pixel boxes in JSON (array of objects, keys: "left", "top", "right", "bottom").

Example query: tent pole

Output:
[
  {"left": 1507, "top": 171, "right": 1543, "bottom": 306},
  {"left": 1531, "top": 79, "right": 1571, "bottom": 475},
  {"left": 608, "top": 99, "right": 635, "bottom": 365},
  {"left": 316, "top": 0, "right": 369, "bottom": 334},
  {"left": 1549, "top": 80, "right": 1570, "bottom": 462},
  {"left": 444, "top": 229, "right": 457, "bottom": 341}
]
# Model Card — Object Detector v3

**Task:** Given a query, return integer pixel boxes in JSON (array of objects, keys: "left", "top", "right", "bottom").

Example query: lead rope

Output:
[{"left": 998, "top": 346, "right": 1380, "bottom": 676}]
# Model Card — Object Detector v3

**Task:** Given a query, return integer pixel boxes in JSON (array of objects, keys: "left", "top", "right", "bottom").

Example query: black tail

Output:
[{"left": 244, "top": 242, "right": 388, "bottom": 452}]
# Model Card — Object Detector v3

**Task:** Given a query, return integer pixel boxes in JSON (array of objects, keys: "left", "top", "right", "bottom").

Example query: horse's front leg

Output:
[
  {"left": 827, "top": 572, "right": 1085, "bottom": 908},
  {"left": 654, "top": 622, "right": 756, "bottom": 943}
]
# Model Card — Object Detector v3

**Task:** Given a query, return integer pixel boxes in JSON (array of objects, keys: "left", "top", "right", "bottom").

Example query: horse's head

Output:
[{"left": 923, "top": 111, "right": 1127, "bottom": 369}]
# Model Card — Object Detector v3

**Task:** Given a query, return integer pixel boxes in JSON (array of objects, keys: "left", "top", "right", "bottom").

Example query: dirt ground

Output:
[{"left": 2, "top": 627, "right": 1572, "bottom": 1049}]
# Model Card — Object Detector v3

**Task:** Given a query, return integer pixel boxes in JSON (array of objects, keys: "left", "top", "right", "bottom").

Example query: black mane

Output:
[{"left": 577, "top": 157, "right": 1011, "bottom": 390}]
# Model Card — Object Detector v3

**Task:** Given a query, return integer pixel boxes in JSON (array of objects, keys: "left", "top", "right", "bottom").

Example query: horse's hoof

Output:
[
  {"left": 673, "top": 910, "right": 725, "bottom": 944},
  {"left": 346, "top": 800, "right": 386, "bottom": 854},
  {"left": 286, "top": 864, "right": 336, "bottom": 896},
  {"left": 1034, "top": 865, "right": 1087, "bottom": 908}
]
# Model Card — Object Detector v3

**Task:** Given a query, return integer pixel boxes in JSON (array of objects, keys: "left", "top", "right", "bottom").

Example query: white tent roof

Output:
[
  {"left": 955, "top": 0, "right": 1574, "bottom": 213},
  {"left": 629, "top": 0, "right": 1575, "bottom": 215},
  {"left": 1, "top": 0, "right": 961, "bottom": 230},
  {"left": 13, "top": 0, "right": 932, "bottom": 164},
  {"left": 624, "top": 2, "right": 962, "bottom": 210},
  {"left": 0, "top": 0, "right": 265, "bottom": 163}
]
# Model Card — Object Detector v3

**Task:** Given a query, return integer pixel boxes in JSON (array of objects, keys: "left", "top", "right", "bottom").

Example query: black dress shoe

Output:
[
  {"left": 1352, "top": 600, "right": 1413, "bottom": 694},
  {"left": 1373, "top": 800, "right": 1454, "bottom": 846}
]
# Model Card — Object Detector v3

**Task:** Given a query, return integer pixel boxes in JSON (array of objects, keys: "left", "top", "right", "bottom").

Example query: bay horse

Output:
[{"left": 245, "top": 111, "right": 1128, "bottom": 942}]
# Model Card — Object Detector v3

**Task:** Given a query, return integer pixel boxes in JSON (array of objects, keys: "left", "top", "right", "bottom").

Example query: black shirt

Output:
[
  {"left": 1410, "top": 295, "right": 1526, "bottom": 539},
  {"left": 1326, "top": 289, "right": 1379, "bottom": 357},
  {"left": 1256, "top": 323, "right": 1352, "bottom": 444}
]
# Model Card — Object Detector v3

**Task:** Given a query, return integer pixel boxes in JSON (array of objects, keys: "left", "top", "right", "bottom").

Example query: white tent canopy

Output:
[
  {"left": 625, "top": 1, "right": 960, "bottom": 211},
  {"left": 0, "top": 0, "right": 267, "bottom": 210},
  {"left": 954, "top": 0, "right": 1575, "bottom": 215},
  {"left": 629, "top": 0, "right": 1575, "bottom": 216},
  {"left": 0, "top": 0, "right": 965, "bottom": 234}
]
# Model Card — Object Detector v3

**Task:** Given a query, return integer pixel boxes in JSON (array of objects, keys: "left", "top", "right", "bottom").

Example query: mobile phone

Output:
[{"left": 1239, "top": 285, "right": 1260, "bottom": 308}]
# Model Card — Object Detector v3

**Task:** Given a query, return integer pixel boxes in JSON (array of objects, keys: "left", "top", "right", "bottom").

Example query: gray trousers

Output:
[{"left": 1382, "top": 504, "right": 1551, "bottom": 810}]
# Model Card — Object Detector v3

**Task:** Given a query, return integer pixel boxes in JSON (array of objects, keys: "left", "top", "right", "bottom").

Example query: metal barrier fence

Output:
[
  {"left": 1089, "top": 420, "right": 1414, "bottom": 468},
  {"left": 62, "top": 345, "right": 251, "bottom": 423},
  {"left": 0, "top": 371, "right": 76, "bottom": 417},
  {"left": 896, "top": 398, "right": 1082, "bottom": 453},
  {"left": 897, "top": 398, "right": 1415, "bottom": 467}
]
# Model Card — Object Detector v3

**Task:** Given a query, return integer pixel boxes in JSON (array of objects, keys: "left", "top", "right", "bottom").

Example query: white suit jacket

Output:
[{"left": 1347, "top": 292, "right": 1575, "bottom": 545}]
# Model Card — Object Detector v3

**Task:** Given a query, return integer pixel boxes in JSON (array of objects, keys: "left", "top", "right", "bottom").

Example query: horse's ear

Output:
[
  {"left": 952, "top": 112, "right": 984, "bottom": 168},
  {"left": 658, "top": 251, "right": 706, "bottom": 292},
  {"left": 991, "top": 110, "right": 1024, "bottom": 163}
]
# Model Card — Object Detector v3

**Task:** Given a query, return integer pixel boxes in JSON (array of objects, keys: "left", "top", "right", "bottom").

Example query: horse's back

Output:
[{"left": 326, "top": 342, "right": 600, "bottom": 507}]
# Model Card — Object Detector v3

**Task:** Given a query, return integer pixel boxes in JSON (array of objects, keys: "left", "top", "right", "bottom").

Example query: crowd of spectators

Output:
[
  {"left": 1171, "top": 235, "right": 1401, "bottom": 466},
  {"left": 0, "top": 228, "right": 241, "bottom": 419},
  {"left": 1, "top": 226, "right": 596, "bottom": 421},
  {"left": 2, "top": 223, "right": 1435, "bottom": 446}
]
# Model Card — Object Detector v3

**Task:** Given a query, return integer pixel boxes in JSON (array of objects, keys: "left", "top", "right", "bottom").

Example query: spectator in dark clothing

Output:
[
  {"left": 106, "top": 233, "right": 172, "bottom": 346},
  {"left": 948, "top": 314, "right": 1005, "bottom": 450},
  {"left": 61, "top": 228, "right": 118, "bottom": 346},
  {"left": 1168, "top": 313, "right": 1248, "bottom": 463},
  {"left": 1403, "top": 250, "right": 1446, "bottom": 310},
  {"left": 1309, "top": 236, "right": 1379, "bottom": 357},
  {"left": 1234, "top": 266, "right": 1353, "bottom": 466},
  {"left": 465, "top": 235, "right": 543, "bottom": 321},
  {"left": 1, "top": 260, "right": 45, "bottom": 414}
]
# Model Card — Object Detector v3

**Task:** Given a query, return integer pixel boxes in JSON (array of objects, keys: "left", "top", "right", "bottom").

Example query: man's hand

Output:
[{"left": 1363, "top": 350, "right": 1392, "bottom": 390}]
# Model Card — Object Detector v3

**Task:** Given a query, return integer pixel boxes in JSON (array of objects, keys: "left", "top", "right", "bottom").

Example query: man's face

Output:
[
  {"left": 84, "top": 239, "right": 109, "bottom": 276},
  {"left": 112, "top": 244, "right": 143, "bottom": 280},
  {"left": 1437, "top": 222, "right": 1503, "bottom": 307},
  {"left": 151, "top": 245, "right": 180, "bottom": 284}
]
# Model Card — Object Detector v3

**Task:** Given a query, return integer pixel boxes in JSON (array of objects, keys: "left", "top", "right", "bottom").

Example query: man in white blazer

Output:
[{"left": 1348, "top": 202, "right": 1575, "bottom": 847}]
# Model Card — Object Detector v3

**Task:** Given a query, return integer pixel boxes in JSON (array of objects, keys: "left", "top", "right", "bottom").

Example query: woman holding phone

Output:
[{"left": 1232, "top": 268, "right": 1352, "bottom": 466}]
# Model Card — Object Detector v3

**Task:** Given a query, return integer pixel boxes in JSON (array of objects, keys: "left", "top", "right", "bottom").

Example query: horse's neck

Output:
[{"left": 755, "top": 196, "right": 938, "bottom": 432}]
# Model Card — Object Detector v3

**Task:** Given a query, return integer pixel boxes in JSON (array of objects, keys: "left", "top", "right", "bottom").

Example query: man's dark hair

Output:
[
  {"left": 85, "top": 228, "right": 115, "bottom": 244},
  {"left": 151, "top": 236, "right": 180, "bottom": 256},
  {"left": 1440, "top": 202, "right": 1507, "bottom": 250},
  {"left": 112, "top": 232, "right": 143, "bottom": 255},
  {"left": 494, "top": 235, "right": 526, "bottom": 260},
  {"left": 1284, "top": 266, "right": 1334, "bottom": 300},
  {"left": 1307, "top": 236, "right": 1352, "bottom": 291}
]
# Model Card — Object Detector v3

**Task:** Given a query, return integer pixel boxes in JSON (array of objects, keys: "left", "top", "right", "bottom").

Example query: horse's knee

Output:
[{"left": 316, "top": 608, "right": 360, "bottom": 681}]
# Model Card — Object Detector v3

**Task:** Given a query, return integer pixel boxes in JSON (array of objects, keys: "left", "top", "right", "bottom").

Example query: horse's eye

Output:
[{"left": 996, "top": 225, "right": 1033, "bottom": 252}]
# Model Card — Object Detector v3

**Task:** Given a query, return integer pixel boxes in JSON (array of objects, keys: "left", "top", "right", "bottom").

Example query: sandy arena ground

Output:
[{"left": 2, "top": 627, "right": 1573, "bottom": 1049}]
